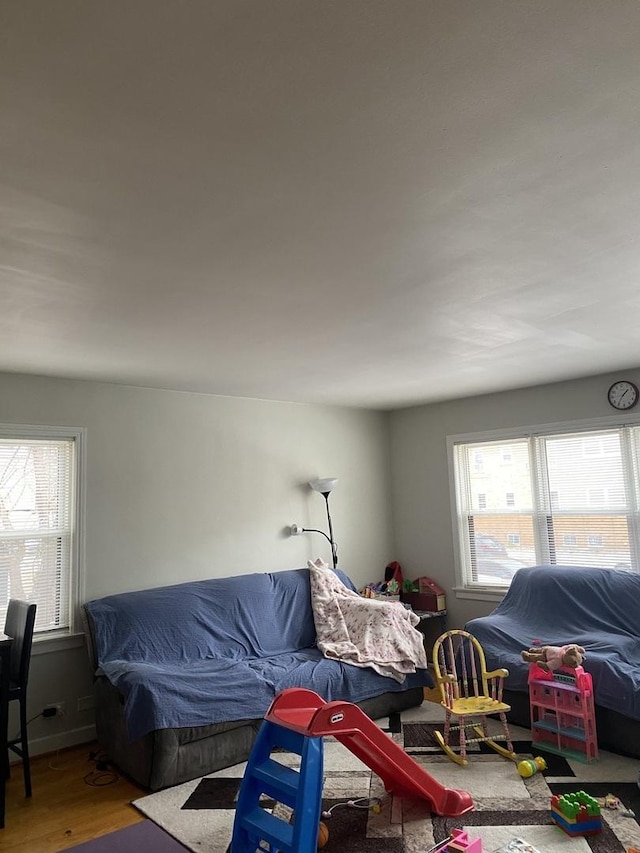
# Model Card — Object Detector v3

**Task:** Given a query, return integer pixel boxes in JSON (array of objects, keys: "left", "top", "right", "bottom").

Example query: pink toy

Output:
[
  {"left": 447, "top": 828, "right": 483, "bottom": 852},
  {"left": 521, "top": 644, "right": 585, "bottom": 672},
  {"left": 528, "top": 665, "right": 598, "bottom": 762}
]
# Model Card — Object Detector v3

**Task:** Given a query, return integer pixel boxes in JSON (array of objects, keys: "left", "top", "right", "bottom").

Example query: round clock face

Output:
[{"left": 607, "top": 380, "right": 639, "bottom": 410}]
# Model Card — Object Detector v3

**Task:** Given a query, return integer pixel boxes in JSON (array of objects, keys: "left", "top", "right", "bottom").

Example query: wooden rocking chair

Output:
[{"left": 432, "top": 629, "right": 515, "bottom": 766}]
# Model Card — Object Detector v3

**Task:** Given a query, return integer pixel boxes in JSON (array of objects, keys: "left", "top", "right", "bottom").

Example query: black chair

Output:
[{"left": 5, "top": 600, "right": 37, "bottom": 797}]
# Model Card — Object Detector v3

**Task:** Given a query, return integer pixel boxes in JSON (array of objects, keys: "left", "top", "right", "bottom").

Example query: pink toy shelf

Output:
[{"left": 528, "top": 664, "right": 598, "bottom": 763}]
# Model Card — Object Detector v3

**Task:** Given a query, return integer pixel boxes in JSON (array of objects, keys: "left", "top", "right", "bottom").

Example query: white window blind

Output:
[
  {"left": 0, "top": 436, "right": 76, "bottom": 634},
  {"left": 453, "top": 425, "right": 640, "bottom": 588},
  {"left": 541, "top": 430, "right": 631, "bottom": 570}
]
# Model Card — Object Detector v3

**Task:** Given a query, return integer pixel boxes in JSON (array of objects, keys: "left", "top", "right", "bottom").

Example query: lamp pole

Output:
[{"left": 321, "top": 491, "right": 338, "bottom": 568}]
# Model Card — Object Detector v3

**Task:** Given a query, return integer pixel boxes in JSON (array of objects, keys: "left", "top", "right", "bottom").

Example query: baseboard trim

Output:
[{"left": 10, "top": 724, "right": 97, "bottom": 762}]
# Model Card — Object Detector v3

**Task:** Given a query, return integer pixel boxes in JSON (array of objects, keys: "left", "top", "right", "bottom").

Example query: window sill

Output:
[
  {"left": 453, "top": 585, "right": 508, "bottom": 603},
  {"left": 32, "top": 632, "right": 86, "bottom": 655}
]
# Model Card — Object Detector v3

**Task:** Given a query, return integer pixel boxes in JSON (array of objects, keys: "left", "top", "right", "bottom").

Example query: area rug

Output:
[
  {"left": 63, "top": 820, "right": 188, "bottom": 852},
  {"left": 133, "top": 703, "right": 640, "bottom": 853}
]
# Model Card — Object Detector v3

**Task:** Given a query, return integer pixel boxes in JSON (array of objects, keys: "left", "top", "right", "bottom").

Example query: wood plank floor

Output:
[{"left": 3, "top": 741, "right": 146, "bottom": 853}]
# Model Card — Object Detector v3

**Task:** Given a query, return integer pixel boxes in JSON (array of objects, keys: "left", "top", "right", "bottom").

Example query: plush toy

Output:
[{"left": 521, "top": 644, "right": 585, "bottom": 672}]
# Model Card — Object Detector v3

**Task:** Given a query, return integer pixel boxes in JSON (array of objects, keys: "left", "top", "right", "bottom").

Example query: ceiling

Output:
[{"left": 2, "top": 1, "right": 640, "bottom": 410}]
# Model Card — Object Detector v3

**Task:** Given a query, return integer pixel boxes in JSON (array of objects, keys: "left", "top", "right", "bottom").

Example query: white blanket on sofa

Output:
[{"left": 308, "top": 559, "right": 427, "bottom": 682}]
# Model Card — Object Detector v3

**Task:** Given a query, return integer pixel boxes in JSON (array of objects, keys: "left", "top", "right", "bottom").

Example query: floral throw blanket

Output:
[{"left": 308, "top": 559, "right": 427, "bottom": 682}]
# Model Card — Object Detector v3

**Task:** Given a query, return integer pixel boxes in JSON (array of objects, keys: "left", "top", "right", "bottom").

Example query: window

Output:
[
  {"left": 0, "top": 425, "right": 84, "bottom": 637},
  {"left": 451, "top": 423, "right": 640, "bottom": 590}
]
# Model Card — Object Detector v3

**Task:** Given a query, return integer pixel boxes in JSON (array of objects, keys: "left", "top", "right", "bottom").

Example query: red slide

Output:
[{"left": 265, "top": 688, "right": 473, "bottom": 817}]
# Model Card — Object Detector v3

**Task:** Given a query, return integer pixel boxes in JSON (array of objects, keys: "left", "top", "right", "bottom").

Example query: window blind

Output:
[{"left": 0, "top": 438, "right": 74, "bottom": 633}]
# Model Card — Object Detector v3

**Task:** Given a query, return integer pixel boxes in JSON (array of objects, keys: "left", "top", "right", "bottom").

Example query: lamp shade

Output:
[{"left": 309, "top": 478, "right": 338, "bottom": 494}]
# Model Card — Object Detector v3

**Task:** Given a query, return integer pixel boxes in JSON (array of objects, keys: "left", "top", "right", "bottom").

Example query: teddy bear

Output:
[{"left": 521, "top": 643, "right": 585, "bottom": 672}]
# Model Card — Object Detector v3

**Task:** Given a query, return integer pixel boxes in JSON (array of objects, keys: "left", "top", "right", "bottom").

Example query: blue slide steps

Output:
[{"left": 230, "top": 719, "right": 324, "bottom": 853}]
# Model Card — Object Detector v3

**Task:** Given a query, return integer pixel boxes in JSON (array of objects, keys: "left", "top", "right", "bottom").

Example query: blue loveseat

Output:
[
  {"left": 83, "top": 567, "right": 431, "bottom": 790},
  {"left": 466, "top": 564, "right": 640, "bottom": 758}
]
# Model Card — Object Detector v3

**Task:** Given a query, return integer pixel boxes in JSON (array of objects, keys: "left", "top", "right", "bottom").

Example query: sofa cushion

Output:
[{"left": 101, "top": 646, "right": 430, "bottom": 740}]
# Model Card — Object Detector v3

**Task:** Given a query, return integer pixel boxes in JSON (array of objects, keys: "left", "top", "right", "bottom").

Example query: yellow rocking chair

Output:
[{"left": 432, "top": 629, "right": 515, "bottom": 766}]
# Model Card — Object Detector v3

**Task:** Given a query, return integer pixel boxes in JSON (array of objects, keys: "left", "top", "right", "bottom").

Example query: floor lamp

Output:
[{"left": 290, "top": 477, "right": 339, "bottom": 568}]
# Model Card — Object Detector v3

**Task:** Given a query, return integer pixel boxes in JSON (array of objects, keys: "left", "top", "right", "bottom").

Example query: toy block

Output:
[
  {"left": 446, "top": 827, "right": 483, "bottom": 852},
  {"left": 550, "top": 792, "right": 602, "bottom": 837}
]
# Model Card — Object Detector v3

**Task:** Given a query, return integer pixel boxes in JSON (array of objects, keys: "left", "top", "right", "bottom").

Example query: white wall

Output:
[
  {"left": 0, "top": 372, "right": 394, "bottom": 755},
  {"left": 389, "top": 369, "right": 640, "bottom": 630}
]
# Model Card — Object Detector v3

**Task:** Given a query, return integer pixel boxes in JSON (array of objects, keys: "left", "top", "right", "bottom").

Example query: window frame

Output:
[
  {"left": 0, "top": 423, "right": 86, "bottom": 647},
  {"left": 447, "top": 412, "right": 640, "bottom": 601}
]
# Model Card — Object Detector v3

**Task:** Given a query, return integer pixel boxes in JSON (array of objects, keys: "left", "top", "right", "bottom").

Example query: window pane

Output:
[
  {"left": 458, "top": 439, "right": 535, "bottom": 585},
  {"left": 464, "top": 440, "right": 532, "bottom": 511},
  {"left": 471, "top": 515, "right": 535, "bottom": 585},
  {"left": 551, "top": 515, "right": 631, "bottom": 569},
  {"left": 545, "top": 431, "right": 625, "bottom": 510},
  {"left": 544, "top": 431, "right": 631, "bottom": 569},
  {"left": 0, "top": 439, "right": 74, "bottom": 632}
]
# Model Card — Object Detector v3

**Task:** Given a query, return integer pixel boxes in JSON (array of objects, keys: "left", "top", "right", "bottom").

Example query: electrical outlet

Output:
[{"left": 43, "top": 703, "right": 65, "bottom": 718}]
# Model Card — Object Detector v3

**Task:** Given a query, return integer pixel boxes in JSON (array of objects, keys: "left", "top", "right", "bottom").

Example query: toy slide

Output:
[{"left": 265, "top": 687, "right": 473, "bottom": 817}]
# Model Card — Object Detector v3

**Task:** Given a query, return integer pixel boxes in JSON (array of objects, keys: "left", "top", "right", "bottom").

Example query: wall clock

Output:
[{"left": 607, "top": 380, "right": 639, "bottom": 410}]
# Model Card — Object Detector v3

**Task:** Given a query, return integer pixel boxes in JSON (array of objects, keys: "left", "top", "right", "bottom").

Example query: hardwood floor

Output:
[{"left": 3, "top": 742, "right": 145, "bottom": 853}]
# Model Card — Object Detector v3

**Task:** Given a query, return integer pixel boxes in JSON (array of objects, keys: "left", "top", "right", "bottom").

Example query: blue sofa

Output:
[
  {"left": 466, "top": 564, "right": 640, "bottom": 758},
  {"left": 83, "top": 567, "right": 431, "bottom": 790}
]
